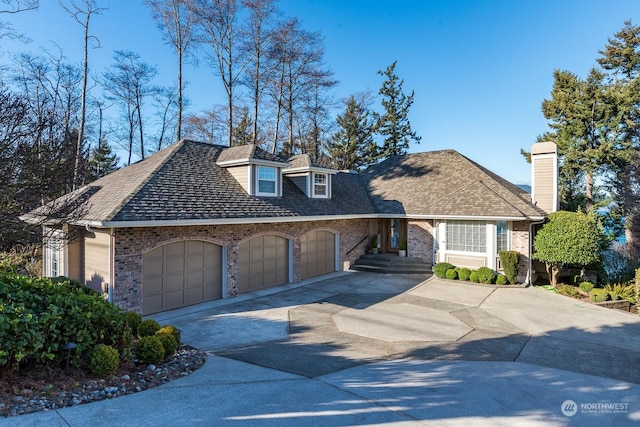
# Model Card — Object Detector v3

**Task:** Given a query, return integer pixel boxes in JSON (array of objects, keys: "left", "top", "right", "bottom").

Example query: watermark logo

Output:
[
  {"left": 561, "top": 400, "right": 629, "bottom": 417},
  {"left": 561, "top": 400, "right": 578, "bottom": 417}
]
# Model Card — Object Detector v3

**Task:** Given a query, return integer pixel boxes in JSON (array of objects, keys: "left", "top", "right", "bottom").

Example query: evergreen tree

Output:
[
  {"left": 327, "top": 94, "right": 376, "bottom": 170},
  {"left": 541, "top": 68, "right": 626, "bottom": 211},
  {"left": 373, "top": 61, "right": 421, "bottom": 160},
  {"left": 597, "top": 19, "right": 640, "bottom": 259},
  {"left": 89, "top": 139, "right": 119, "bottom": 181}
]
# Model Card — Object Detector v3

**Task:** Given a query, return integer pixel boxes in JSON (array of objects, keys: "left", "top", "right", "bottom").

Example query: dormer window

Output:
[
  {"left": 257, "top": 166, "right": 277, "bottom": 196},
  {"left": 313, "top": 173, "right": 328, "bottom": 197}
]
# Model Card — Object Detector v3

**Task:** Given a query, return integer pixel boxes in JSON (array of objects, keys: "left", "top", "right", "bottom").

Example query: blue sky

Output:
[{"left": 1, "top": 0, "right": 640, "bottom": 185}]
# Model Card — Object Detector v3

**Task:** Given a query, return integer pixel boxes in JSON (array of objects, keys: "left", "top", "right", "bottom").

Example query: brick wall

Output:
[
  {"left": 407, "top": 220, "right": 434, "bottom": 264},
  {"left": 511, "top": 221, "right": 531, "bottom": 282},
  {"left": 111, "top": 219, "right": 369, "bottom": 313}
]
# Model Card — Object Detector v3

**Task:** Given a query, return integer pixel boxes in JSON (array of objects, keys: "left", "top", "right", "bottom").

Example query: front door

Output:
[{"left": 383, "top": 219, "right": 407, "bottom": 254}]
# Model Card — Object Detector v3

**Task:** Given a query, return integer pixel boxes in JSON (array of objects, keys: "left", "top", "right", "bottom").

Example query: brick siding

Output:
[{"left": 111, "top": 219, "right": 369, "bottom": 313}]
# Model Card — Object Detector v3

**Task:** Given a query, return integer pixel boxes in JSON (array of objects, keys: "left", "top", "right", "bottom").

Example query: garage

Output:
[
  {"left": 238, "top": 235, "right": 289, "bottom": 293},
  {"left": 301, "top": 230, "right": 336, "bottom": 280},
  {"left": 143, "top": 240, "right": 222, "bottom": 315}
]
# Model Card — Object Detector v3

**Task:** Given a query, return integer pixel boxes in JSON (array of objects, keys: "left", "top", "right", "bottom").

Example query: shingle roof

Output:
[
  {"left": 28, "top": 142, "right": 545, "bottom": 225},
  {"left": 363, "top": 149, "right": 545, "bottom": 218},
  {"left": 216, "top": 143, "right": 288, "bottom": 165},
  {"left": 46, "top": 140, "right": 376, "bottom": 223}
]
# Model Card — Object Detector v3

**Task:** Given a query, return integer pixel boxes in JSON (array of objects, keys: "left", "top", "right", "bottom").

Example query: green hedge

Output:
[
  {"left": 434, "top": 262, "right": 455, "bottom": 279},
  {"left": 498, "top": 251, "right": 520, "bottom": 284},
  {"left": 0, "top": 272, "right": 132, "bottom": 373},
  {"left": 477, "top": 267, "right": 495, "bottom": 284}
]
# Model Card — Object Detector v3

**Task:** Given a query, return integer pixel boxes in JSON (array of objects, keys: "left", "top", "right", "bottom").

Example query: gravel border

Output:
[{"left": 1, "top": 345, "right": 207, "bottom": 418}]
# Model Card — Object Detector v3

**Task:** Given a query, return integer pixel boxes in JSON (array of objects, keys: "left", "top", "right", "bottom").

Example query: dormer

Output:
[
  {"left": 216, "top": 144, "right": 290, "bottom": 197},
  {"left": 283, "top": 154, "right": 337, "bottom": 199}
]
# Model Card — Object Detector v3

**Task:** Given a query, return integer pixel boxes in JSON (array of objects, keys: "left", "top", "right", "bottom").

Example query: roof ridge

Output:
[{"left": 102, "top": 140, "right": 186, "bottom": 221}]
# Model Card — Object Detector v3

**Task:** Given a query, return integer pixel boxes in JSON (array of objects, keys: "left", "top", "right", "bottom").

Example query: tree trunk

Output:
[
  {"left": 585, "top": 170, "right": 594, "bottom": 211},
  {"left": 546, "top": 263, "right": 560, "bottom": 286}
]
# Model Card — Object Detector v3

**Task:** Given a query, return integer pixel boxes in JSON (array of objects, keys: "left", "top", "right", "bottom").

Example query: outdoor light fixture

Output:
[{"left": 62, "top": 342, "right": 76, "bottom": 368}]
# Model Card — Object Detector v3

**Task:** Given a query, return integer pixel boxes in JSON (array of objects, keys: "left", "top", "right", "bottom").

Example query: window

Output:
[
  {"left": 497, "top": 221, "right": 509, "bottom": 253},
  {"left": 313, "top": 173, "right": 328, "bottom": 197},
  {"left": 446, "top": 220, "right": 486, "bottom": 253},
  {"left": 257, "top": 166, "right": 276, "bottom": 195},
  {"left": 51, "top": 248, "right": 59, "bottom": 277}
]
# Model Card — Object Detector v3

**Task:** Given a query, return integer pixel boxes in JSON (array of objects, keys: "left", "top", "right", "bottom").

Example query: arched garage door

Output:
[
  {"left": 301, "top": 230, "right": 336, "bottom": 280},
  {"left": 238, "top": 235, "right": 288, "bottom": 293},
  {"left": 143, "top": 241, "right": 222, "bottom": 315}
]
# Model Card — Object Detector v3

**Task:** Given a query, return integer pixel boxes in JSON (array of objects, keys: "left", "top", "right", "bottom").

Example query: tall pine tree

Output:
[
  {"left": 89, "top": 139, "right": 119, "bottom": 182},
  {"left": 327, "top": 94, "right": 376, "bottom": 170},
  {"left": 373, "top": 61, "right": 421, "bottom": 160},
  {"left": 597, "top": 19, "right": 640, "bottom": 259}
]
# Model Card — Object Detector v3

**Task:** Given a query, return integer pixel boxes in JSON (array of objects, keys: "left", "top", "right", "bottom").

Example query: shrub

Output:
[
  {"left": 50, "top": 276, "right": 99, "bottom": 295},
  {"left": 589, "top": 288, "right": 610, "bottom": 303},
  {"left": 155, "top": 333, "right": 178, "bottom": 359},
  {"left": 125, "top": 311, "right": 142, "bottom": 337},
  {"left": 495, "top": 274, "right": 508, "bottom": 285},
  {"left": 138, "top": 319, "right": 161, "bottom": 337},
  {"left": 0, "top": 271, "right": 131, "bottom": 373},
  {"left": 157, "top": 325, "right": 181, "bottom": 344},
  {"left": 477, "top": 267, "right": 495, "bottom": 284},
  {"left": 89, "top": 344, "right": 120, "bottom": 377},
  {"left": 445, "top": 269, "right": 458, "bottom": 280},
  {"left": 469, "top": 270, "right": 479, "bottom": 283},
  {"left": 458, "top": 268, "right": 471, "bottom": 281},
  {"left": 556, "top": 284, "right": 582, "bottom": 299},
  {"left": 499, "top": 250, "right": 520, "bottom": 284},
  {"left": 434, "top": 262, "right": 455, "bottom": 279},
  {"left": 603, "top": 284, "right": 635, "bottom": 302},
  {"left": 579, "top": 281, "right": 594, "bottom": 293},
  {"left": 136, "top": 335, "right": 165, "bottom": 365}
]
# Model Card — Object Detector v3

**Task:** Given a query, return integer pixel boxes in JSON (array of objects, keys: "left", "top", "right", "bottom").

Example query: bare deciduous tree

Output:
[
  {"left": 59, "top": 0, "right": 106, "bottom": 190},
  {"left": 146, "top": 0, "right": 195, "bottom": 141}
]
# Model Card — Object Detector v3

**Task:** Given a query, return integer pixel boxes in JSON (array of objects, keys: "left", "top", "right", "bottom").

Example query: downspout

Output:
[
  {"left": 527, "top": 219, "right": 545, "bottom": 286},
  {"left": 108, "top": 228, "right": 115, "bottom": 304}
]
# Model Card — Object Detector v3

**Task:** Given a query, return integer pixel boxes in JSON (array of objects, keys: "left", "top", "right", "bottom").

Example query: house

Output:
[{"left": 25, "top": 140, "right": 557, "bottom": 315}]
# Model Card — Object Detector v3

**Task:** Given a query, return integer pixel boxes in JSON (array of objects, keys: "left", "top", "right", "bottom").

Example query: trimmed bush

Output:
[
  {"left": 458, "top": 268, "right": 471, "bottom": 281},
  {"left": 589, "top": 288, "right": 610, "bottom": 303},
  {"left": 89, "top": 344, "right": 120, "bottom": 377},
  {"left": 136, "top": 335, "right": 165, "bottom": 365},
  {"left": 138, "top": 319, "right": 161, "bottom": 337},
  {"left": 499, "top": 250, "right": 520, "bottom": 284},
  {"left": 156, "top": 333, "right": 178, "bottom": 359},
  {"left": 157, "top": 325, "right": 181, "bottom": 344},
  {"left": 0, "top": 271, "right": 131, "bottom": 372},
  {"left": 434, "top": 262, "right": 455, "bottom": 279},
  {"left": 469, "top": 270, "right": 479, "bottom": 283},
  {"left": 125, "top": 311, "right": 142, "bottom": 337},
  {"left": 556, "top": 284, "right": 582, "bottom": 298},
  {"left": 579, "top": 281, "right": 594, "bottom": 293},
  {"left": 445, "top": 269, "right": 458, "bottom": 280},
  {"left": 477, "top": 267, "right": 495, "bottom": 284},
  {"left": 495, "top": 274, "right": 508, "bottom": 285}
]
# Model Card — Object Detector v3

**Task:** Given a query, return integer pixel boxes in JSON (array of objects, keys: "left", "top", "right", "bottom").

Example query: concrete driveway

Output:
[{"left": 7, "top": 271, "right": 640, "bottom": 426}]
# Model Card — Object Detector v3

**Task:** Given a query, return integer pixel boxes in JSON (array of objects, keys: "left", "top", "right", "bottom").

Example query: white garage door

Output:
[
  {"left": 301, "top": 230, "right": 336, "bottom": 280},
  {"left": 143, "top": 241, "right": 222, "bottom": 315},
  {"left": 238, "top": 235, "right": 288, "bottom": 293}
]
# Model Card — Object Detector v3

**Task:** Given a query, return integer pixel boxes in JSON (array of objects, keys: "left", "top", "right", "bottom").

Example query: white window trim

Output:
[
  {"left": 45, "top": 231, "right": 65, "bottom": 278},
  {"left": 312, "top": 172, "right": 329, "bottom": 198},
  {"left": 256, "top": 165, "right": 278, "bottom": 197}
]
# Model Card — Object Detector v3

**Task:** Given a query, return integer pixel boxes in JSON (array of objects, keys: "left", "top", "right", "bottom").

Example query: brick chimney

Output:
[{"left": 530, "top": 142, "right": 558, "bottom": 213}]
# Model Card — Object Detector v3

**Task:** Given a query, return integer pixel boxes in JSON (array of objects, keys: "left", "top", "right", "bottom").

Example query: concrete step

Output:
[{"left": 352, "top": 254, "right": 433, "bottom": 274}]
